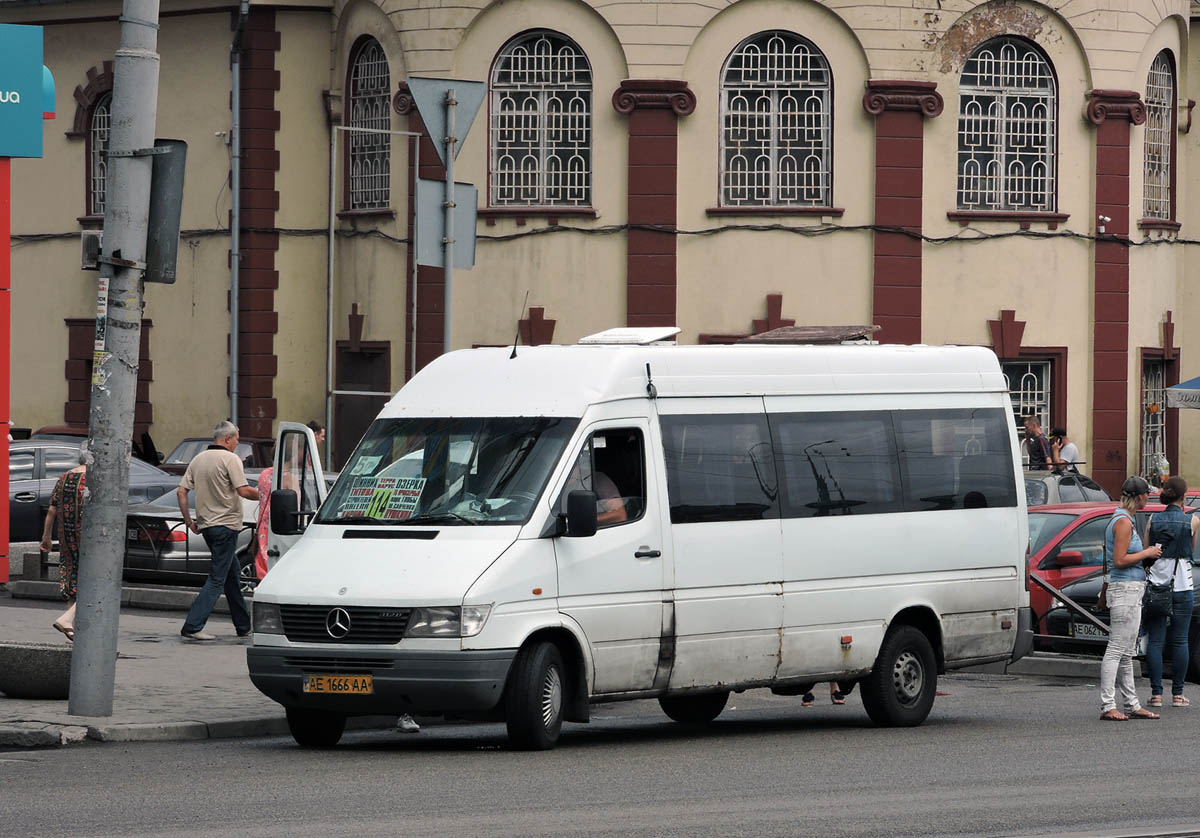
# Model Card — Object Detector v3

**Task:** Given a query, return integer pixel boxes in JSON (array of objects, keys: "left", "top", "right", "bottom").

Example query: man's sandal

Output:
[
  {"left": 1128, "top": 708, "right": 1160, "bottom": 720},
  {"left": 1100, "top": 710, "right": 1128, "bottom": 721}
]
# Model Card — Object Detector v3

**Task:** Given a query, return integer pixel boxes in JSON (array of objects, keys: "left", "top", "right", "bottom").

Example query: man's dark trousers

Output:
[{"left": 182, "top": 525, "right": 251, "bottom": 634}]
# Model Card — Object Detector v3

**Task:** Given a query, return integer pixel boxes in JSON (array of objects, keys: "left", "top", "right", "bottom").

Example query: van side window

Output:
[
  {"left": 560, "top": 428, "right": 646, "bottom": 527},
  {"left": 893, "top": 408, "right": 1017, "bottom": 511},
  {"left": 771, "top": 412, "right": 902, "bottom": 517},
  {"left": 661, "top": 414, "right": 778, "bottom": 523}
]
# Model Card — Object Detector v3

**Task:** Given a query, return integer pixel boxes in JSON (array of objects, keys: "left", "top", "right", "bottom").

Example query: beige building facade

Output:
[{"left": 2, "top": 0, "right": 1197, "bottom": 492}]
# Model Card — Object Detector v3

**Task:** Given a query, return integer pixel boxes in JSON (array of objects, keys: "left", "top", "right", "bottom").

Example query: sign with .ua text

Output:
[{"left": 0, "top": 24, "right": 45, "bottom": 158}]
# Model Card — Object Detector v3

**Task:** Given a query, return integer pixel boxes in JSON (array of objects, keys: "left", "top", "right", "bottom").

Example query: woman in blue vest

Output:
[
  {"left": 1144, "top": 476, "right": 1197, "bottom": 708},
  {"left": 1099, "top": 476, "right": 1162, "bottom": 721}
]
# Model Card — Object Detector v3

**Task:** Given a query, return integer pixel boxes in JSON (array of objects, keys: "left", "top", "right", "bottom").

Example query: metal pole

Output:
[
  {"left": 443, "top": 89, "right": 456, "bottom": 356},
  {"left": 71, "top": 0, "right": 161, "bottom": 716},
  {"left": 229, "top": 0, "right": 248, "bottom": 425},
  {"left": 325, "top": 127, "right": 337, "bottom": 473},
  {"left": 0, "top": 158, "right": 11, "bottom": 586},
  {"left": 410, "top": 133, "right": 419, "bottom": 380}
]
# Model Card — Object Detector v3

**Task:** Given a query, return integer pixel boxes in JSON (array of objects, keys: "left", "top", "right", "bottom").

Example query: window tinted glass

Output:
[
  {"left": 894, "top": 408, "right": 1017, "bottom": 511},
  {"left": 772, "top": 411, "right": 902, "bottom": 517},
  {"left": 10, "top": 451, "right": 34, "bottom": 482},
  {"left": 1025, "top": 478, "right": 1048, "bottom": 506},
  {"left": 662, "top": 414, "right": 777, "bottom": 523},
  {"left": 1079, "top": 475, "right": 1110, "bottom": 501},
  {"left": 44, "top": 448, "right": 80, "bottom": 480},
  {"left": 559, "top": 428, "right": 646, "bottom": 526},
  {"left": 1045, "top": 516, "right": 1108, "bottom": 568},
  {"left": 1028, "top": 512, "right": 1074, "bottom": 554},
  {"left": 1057, "top": 475, "right": 1084, "bottom": 503}
]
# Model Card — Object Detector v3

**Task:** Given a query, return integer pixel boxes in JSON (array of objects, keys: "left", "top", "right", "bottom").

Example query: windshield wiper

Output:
[{"left": 400, "top": 511, "right": 479, "bottom": 526}]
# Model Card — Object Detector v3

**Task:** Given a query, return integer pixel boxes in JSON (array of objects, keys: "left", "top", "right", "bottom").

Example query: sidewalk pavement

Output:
[{"left": 0, "top": 592, "right": 400, "bottom": 749}]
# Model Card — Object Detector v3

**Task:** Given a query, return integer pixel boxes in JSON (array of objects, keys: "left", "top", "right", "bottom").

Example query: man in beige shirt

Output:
[{"left": 178, "top": 420, "right": 260, "bottom": 641}]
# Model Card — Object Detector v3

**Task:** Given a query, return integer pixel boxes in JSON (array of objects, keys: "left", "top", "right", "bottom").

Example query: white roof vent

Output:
[{"left": 578, "top": 327, "right": 681, "bottom": 345}]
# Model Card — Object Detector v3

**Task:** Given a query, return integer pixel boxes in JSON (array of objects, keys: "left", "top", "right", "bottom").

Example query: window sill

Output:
[
  {"left": 946, "top": 210, "right": 1069, "bottom": 230},
  {"left": 77, "top": 215, "right": 103, "bottom": 230},
  {"left": 336, "top": 208, "right": 396, "bottom": 221},
  {"left": 706, "top": 206, "right": 845, "bottom": 218},
  {"left": 1138, "top": 218, "right": 1181, "bottom": 232},
  {"left": 478, "top": 207, "right": 597, "bottom": 226}
]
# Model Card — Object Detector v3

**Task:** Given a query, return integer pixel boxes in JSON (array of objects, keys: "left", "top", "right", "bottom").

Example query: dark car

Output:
[
  {"left": 1042, "top": 570, "right": 1200, "bottom": 684},
  {"left": 9, "top": 439, "right": 178, "bottom": 542},
  {"left": 160, "top": 437, "right": 274, "bottom": 476},
  {"left": 1024, "top": 470, "right": 1111, "bottom": 506}
]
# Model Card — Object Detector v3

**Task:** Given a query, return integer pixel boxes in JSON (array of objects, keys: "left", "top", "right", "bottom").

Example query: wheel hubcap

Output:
[
  {"left": 541, "top": 664, "right": 562, "bottom": 729},
  {"left": 892, "top": 650, "right": 924, "bottom": 705}
]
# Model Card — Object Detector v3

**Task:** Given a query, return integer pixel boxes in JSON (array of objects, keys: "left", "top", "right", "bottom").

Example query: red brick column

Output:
[
  {"left": 234, "top": 8, "right": 282, "bottom": 438},
  {"left": 613, "top": 80, "right": 696, "bottom": 327},
  {"left": 862, "top": 81, "right": 943, "bottom": 345},
  {"left": 1087, "top": 90, "right": 1146, "bottom": 495}
]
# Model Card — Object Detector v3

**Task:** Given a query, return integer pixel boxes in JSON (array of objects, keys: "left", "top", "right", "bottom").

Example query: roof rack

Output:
[
  {"left": 578, "top": 327, "right": 682, "bottom": 345},
  {"left": 737, "top": 325, "right": 881, "bottom": 345}
]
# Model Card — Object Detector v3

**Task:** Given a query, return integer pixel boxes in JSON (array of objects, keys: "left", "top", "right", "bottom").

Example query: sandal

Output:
[
  {"left": 801, "top": 692, "right": 815, "bottom": 707},
  {"left": 52, "top": 621, "right": 75, "bottom": 642},
  {"left": 1148, "top": 695, "right": 1163, "bottom": 707},
  {"left": 1173, "top": 695, "right": 1190, "bottom": 707},
  {"left": 1128, "top": 708, "right": 1160, "bottom": 720},
  {"left": 831, "top": 691, "right": 846, "bottom": 705},
  {"left": 1100, "top": 710, "right": 1128, "bottom": 721}
]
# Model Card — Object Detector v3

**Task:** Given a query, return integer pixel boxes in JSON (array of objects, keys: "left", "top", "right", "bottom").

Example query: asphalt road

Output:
[{"left": 5, "top": 672, "right": 1200, "bottom": 838}]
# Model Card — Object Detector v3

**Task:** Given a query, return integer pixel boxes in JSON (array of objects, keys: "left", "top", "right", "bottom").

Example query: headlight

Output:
[
  {"left": 461, "top": 604, "right": 492, "bottom": 637},
  {"left": 253, "top": 601, "right": 283, "bottom": 635},
  {"left": 406, "top": 606, "right": 462, "bottom": 637}
]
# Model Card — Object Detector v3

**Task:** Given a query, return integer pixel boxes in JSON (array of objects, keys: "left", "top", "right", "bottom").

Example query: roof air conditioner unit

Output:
[{"left": 81, "top": 229, "right": 102, "bottom": 271}]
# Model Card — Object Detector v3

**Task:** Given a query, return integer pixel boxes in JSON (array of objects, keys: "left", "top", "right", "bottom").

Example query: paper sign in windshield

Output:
[{"left": 344, "top": 476, "right": 425, "bottom": 520}]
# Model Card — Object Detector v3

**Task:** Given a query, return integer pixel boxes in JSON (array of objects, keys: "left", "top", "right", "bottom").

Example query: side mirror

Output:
[
  {"left": 1056, "top": 550, "right": 1085, "bottom": 567},
  {"left": 271, "top": 489, "right": 301, "bottom": 535},
  {"left": 565, "top": 490, "right": 598, "bottom": 538}
]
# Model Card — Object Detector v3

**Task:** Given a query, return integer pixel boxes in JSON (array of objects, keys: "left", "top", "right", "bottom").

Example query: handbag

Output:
[{"left": 1143, "top": 573, "right": 1174, "bottom": 618}]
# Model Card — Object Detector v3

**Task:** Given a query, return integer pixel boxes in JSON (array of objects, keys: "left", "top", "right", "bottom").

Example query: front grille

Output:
[
  {"left": 279, "top": 605, "right": 411, "bottom": 644},
  {"left": 282, "top": 656, "right": 395, "bottom": 671}
]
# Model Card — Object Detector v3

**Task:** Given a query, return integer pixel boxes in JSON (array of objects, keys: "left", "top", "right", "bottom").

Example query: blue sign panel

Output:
[{"left": 0, "top": 24, "right": 45, "bottom": 158}]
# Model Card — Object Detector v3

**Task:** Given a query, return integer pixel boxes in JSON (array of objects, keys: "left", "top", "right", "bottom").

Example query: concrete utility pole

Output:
[{"left": 70, "top": 0, "right": 161, "bottom": 716}]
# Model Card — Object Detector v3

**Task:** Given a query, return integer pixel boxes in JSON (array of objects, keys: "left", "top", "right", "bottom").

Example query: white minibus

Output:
[{"left": 248, "top": 331, "right": 1033, "bottom": 749}]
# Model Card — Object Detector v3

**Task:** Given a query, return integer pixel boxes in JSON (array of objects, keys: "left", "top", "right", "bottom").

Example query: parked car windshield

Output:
[
  {"left": 166, "top": 439, "right": 253, "bottom": 466},
  {"left": 1028, "top": 512, "right": 1075, "bottom": 554},
  {"left": 317, "top": 416, "right": 579, "bottom": 526}
]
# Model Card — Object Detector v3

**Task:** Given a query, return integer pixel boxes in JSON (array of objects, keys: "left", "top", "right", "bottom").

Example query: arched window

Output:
[
  {"left": 957, "top": 37, "right": 1057, "bottom": 211},
  {"left": 87, "top": 92, "right": 112, "bottom": 217},
  {"left": 347, "top": 38, "right": 390, "bottom": 210},
  {"left": 720, "top": 31, "right": 832, "bottom": 208},
  {"left": 490, "top": 31, "right": 592, "bottom": 207},
  {"left": 1143, "top": 50, "right": 1175, "bottom": 221}
]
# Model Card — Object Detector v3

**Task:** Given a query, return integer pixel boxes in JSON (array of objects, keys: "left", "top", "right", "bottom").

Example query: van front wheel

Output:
[
  {"left": 658, "top": 691, "right": 729, "bottom": 724},
  {"left": 286, "top": 708, "right": 346, "bottom": 748},
  {"left": 861, "top": 625, "right": 937, "bottom": 727},
  {"left": 505, "top": 641, "right": 565, "bottom": 750}
]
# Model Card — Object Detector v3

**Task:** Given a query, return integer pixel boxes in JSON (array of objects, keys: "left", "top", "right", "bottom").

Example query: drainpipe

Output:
[{"left": 230, "top": 0, "right": 248, "bottom": 424}]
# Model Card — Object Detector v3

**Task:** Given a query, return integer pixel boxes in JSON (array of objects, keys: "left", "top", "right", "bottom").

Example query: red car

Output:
[{"left": 1027, "top": 501, "right": 1180, "bottom": 632}]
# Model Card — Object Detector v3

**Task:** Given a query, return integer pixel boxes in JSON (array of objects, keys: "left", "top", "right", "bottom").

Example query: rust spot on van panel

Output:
[{"left": 934, "top": 1, "right": 1049, "bottom": 75}]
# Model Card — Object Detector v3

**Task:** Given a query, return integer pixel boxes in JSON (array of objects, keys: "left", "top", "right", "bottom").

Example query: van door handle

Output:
[
  {"left": 267, "top": 548, "right": 280, "bottom": 559},
  {"left": 634, "top": 548, "right": 661, "bottom": 559},
  {"left": 15, "top": 492, "right": 37, "bottom": 503}
]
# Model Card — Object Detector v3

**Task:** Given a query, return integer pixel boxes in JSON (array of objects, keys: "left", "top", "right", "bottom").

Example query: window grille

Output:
[
  {"left": 1001, "top": 360, "right": 1050, "bottom": 432},
  {"left": 1141, "top": 360, "right": 1166, "bottom": 482},
  {"left": 89, "top": 93, "right": 112, "bottom": 217},
  {"left": 720, "top": 31, "right": 831, "bottom": 208},
  {"left": 490, "top": 31, "right": 591, "bottom": 207},
  {"left": 348, "top": 39, "right": 390, "bottom": 210},
  {"left": 1143, "top": 51, "right": 1174, "bottom": 220},
  {"left": 957, "top": 38, "right": 1056, "bottom": 211}
]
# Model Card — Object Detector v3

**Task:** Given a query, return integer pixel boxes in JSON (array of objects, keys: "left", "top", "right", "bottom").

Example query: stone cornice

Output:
[
  {"left": 1086, "top": 89, "right": 1146, "bottom": 126},
  {"left": 862, "top": 80, "right": 943, "bottom": 118},
  {"left": 612, "top": 79, "right": 697, "bottom": 117}
]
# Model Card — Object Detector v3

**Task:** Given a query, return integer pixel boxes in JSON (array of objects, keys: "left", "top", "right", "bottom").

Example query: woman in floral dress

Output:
[{"left": 39, "top": 444, "right": 88, "bottom": 641}]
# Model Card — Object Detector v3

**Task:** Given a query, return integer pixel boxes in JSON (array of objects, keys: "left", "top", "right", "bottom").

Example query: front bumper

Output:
[
  {"left": 246, "top": 645, "right": 517, "bottom": 716},
  {"left": 1009, "top": 606, "right": 1035, "bottom": 663}
]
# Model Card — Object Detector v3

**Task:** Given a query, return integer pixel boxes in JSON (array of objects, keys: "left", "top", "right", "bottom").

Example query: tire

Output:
[
  {"left": 286, "top": 708, "right": 346, "bottom": 748},
  {"left": 239, "top": 559, "right": 258, "bottom": 593},
  {"left": 505, "top": 641, "right": 565, "bottom": 750},
  {"left": 861, "top": 625, "right": 937, "bottom": 727},
  {"left": 658, "top": 691, "right": 729, "bottom": 724}
]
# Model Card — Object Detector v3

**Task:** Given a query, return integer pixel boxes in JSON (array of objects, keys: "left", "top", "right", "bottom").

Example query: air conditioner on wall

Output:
[{"left": 81, "top": 229, "right": 102, "bottom": 271}]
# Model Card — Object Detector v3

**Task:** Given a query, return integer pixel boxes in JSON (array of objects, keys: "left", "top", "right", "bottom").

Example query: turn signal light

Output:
[{"left": 840, "top": 635, "right": 852, "bottom": 647}]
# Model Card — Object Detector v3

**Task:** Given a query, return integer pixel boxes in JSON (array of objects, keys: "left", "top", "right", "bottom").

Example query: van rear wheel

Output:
[
  {"left": 286, "top": 708, "right": 346, "bottom": 748},
  {"left": 658, "top": 691, "right": 729, "bottom": 724},
  {"left": 505, "top": 641, "right": 565, "bottom": 750},
  {"left": 861, "top": 625, "right": 937, "bottom": 727}
]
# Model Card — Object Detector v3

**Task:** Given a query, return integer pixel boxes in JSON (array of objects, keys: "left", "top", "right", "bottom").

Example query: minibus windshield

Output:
[{"left": 316, "top": 416, "right": 579, "bottom": 526}]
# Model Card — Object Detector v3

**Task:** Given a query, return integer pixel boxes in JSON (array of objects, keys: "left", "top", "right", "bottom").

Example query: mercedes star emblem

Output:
[{"left": 325, "top": 607, "right": 351, "bottom": 639}]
